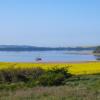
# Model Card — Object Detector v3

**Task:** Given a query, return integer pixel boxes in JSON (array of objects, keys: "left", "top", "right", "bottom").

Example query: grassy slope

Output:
[{"left": 0, "top": 74, "right": 100, "bottom": 100}]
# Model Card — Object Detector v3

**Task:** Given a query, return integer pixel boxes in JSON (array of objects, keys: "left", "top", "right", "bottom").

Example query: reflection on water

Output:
[{"left": 95, "top": 55, "right": 100, "bottom": 61}]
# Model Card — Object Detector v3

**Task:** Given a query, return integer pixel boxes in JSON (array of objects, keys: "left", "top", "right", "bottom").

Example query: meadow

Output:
[
  {"left": 0, "top": 61, "right": 100, "bottom": 100},
  {"left": 0, "top": 74, "right": 100, "bottom": 100}
]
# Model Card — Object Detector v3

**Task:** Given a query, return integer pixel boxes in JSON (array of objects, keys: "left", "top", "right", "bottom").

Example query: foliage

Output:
[
  {"left": 0, "top": 66, "right": 72, "bottom": 86},
  {"left": 0, "top": 74, "right": 100, "bottom": 100},
  {"left": 36, "top": 67, "right": 72, "bottom": 86},
  {"left": 94, "top": 46, "right": 100, "bottom": 53},
  {"left": 0, "top": 68, "right": 44, "bottom": 83}
]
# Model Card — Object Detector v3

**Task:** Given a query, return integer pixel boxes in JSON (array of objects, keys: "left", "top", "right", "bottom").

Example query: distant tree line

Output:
[{"left": 0, "top": 45, "right": 95, "bottom": 51}]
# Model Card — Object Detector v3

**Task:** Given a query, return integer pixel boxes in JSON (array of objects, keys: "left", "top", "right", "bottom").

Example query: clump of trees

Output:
[{"left": 93, "top": 46, "right": 100, "bottom": 53}]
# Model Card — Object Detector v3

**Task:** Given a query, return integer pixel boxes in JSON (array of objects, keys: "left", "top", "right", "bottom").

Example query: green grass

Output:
[{"left": 0, "top": 74, "right": 100, "bottom": 100}]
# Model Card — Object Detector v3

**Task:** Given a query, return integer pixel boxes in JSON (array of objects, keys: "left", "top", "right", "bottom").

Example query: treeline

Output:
[{"left": 0, "top": 45, "right": 95, "bottom": 51}]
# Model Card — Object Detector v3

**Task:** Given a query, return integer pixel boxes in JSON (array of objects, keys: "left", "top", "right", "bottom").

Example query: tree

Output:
[{"left": 93, "top": 46, "right": 100, "bottom": 53}]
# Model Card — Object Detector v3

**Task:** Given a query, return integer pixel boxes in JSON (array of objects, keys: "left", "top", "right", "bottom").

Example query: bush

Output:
[
  {"left": 0, "top": 67, "right": 45, "bottom": 83},
  {"left": 36, "top": 67, "right": 72, "bottom": 86},
  {"left": 36, "top": 73, "right": 65, "bottom": 86},
  {"left": 16, "top": 68, "right": 44, "bottom": 82},
  {"left": 47, "top": 67, "right": 72, "bottom": 78},
  {"left": 0, "top": 69, "right": 17, "bottom": 83},
  {"left": 0, "top": 67, "right": 72, "bottom": 86}
]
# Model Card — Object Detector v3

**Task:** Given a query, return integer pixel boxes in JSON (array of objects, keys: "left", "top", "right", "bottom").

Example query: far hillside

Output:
[{"left": 0, "top": 45, "right": 96, "bottom": 51}]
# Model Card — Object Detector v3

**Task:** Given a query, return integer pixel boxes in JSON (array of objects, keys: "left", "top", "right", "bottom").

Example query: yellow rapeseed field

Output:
[{"left": 0, "top": 62, "right": 100, "bottom": 75}]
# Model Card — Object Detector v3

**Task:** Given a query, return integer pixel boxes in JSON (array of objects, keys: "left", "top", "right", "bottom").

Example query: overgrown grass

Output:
[{"left": 0, "top": 74, "right": 100, "bottom": 100}]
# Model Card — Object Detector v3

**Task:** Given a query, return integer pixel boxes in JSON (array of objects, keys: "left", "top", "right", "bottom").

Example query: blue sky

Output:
[{"left": 0, "top": 0, "right": 100, "bottom": 47}]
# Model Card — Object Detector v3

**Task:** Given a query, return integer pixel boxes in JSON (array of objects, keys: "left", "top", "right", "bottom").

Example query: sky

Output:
[{"left": 0, "top": 0, "right": 100, "bottom": 47}]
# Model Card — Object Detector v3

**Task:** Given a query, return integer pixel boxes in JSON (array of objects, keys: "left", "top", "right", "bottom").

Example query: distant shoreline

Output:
[
  {"left": 0, "top": 61, "right": 100, "bottom": 64},
  {"left": 0, "top": 45, "right": 96, "bottom": 51},
  {"left": 64, "top": 52, "right": 100, "bottom": 56}
]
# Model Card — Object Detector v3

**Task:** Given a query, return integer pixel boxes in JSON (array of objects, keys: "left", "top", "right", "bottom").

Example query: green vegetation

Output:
[
  {"left": 0, "top": 67, "right": 72, "bottom": 88},
  {"left": 36, "top": 67, "right": 72, "bottom": 86},
  {"left": 0, "top": 63, "right": 100, "bottom": 100},
  {"left": 94, "top": 46, "right": 100, "bottom": 53},
  {"left": 94, "top": 46, "right": 100, "bottom": 60},
  {"left": 0, "top": 74, "right": 100, "bottom": 100}
]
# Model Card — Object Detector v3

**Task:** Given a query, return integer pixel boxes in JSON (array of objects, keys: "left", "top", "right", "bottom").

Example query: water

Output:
[{"left": 0, "top": 51, "right": 97, "bottom": 62}]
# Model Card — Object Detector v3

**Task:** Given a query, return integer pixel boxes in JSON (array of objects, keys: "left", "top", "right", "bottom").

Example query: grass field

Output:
[
  {"left": 0, "top": 74, "right": 100, "bottom": 100},
  {"left": 0, "top": 61, "right": 100, "bottom": 75}
]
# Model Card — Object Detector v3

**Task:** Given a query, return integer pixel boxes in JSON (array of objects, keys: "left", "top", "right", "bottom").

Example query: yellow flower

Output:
[{"left": 0, "top": 62, "right": 100, "bottom": 75}]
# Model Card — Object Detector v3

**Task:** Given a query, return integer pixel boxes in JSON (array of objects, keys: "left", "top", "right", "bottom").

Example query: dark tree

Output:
[{"left": 93, "top": 46, "right": 100, "bottom": 53}]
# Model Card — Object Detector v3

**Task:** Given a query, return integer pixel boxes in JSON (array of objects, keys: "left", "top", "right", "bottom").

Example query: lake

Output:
[{"left": 0, "top": 51, "right": 98, "bottom": 62}]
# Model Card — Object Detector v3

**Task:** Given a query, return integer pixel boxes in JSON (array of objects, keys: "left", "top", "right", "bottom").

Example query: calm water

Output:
[{"left": 0, "top": 51, "right": 97, "bottom": 62}]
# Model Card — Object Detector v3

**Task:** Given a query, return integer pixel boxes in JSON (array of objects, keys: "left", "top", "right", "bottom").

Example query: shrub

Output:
[
  {"left": 47, "top": 67, "right": 72, "bottom": 78},
  {"left": 0, "top": 69, "right": 17, "bottom": 83},
  {"left": 0, "top": 66, "right": 72, "bottom": 86},
  {"left": 36, "top": 73, "right": 65, "bottom": 86},
  {"left": 0, "top": 67, "right": 45, "bottom": 83},
  {"left": 16, "top": 68, "right": 44, "bottom": 82},
  {"left": 36, "top": 67, "right": 72, "bottom": 86}
]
